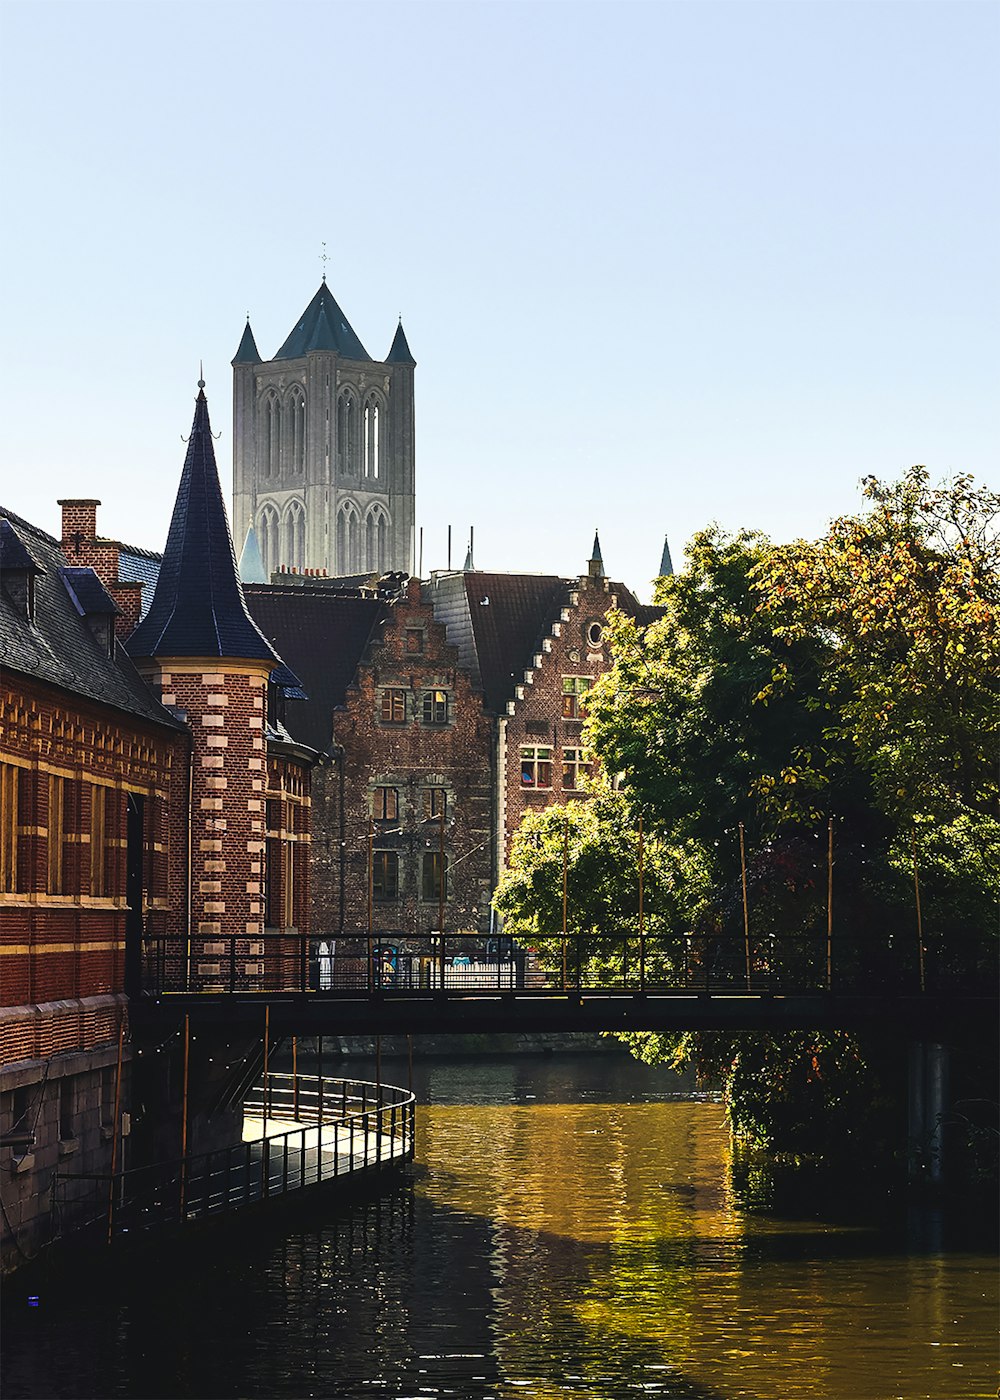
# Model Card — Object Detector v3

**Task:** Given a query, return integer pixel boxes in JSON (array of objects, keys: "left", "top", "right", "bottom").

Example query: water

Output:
[{"left": 2, "top": 1054, "right": 996, "bottom": 1400}]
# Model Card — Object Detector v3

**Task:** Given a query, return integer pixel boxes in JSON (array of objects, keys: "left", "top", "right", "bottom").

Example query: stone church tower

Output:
[{"left": 232, "top": 281, "right": 415, "bottom": 579}]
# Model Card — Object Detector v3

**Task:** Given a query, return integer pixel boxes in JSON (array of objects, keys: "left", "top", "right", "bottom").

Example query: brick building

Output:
[
  {"left": 246, "top": 578, "right": 494, "bottom": 945},
  {"left": 1, "top": 382, "right": 315, "bottom": 1270},
  {"left": 425, "top": 535, "right": 659, "bottom": 868},
  {"left": 0, "top": 510, "right": 189, "bottom": 1267}
]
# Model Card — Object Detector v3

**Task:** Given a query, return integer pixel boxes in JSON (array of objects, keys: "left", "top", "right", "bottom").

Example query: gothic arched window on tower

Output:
[
  {"left": 364, "top": 504, "right": 390, "bottom": 574},
  {"left": 363, "top": 394, "right": 381, "bottom": 479},
  {"left": 337, "top": 391, "right": 358, "bottom": 474},
  {"left": 336, "top": 501, "right": 361, "bottom": 575},
  {"left": 258, "top": 504, "right": 280, "bottom": 576},
  {"left": 288, "top": 386, "right": 306, "bottom": 475},
  {"left": 284, "top": 499, "right": 305, "bottom": 572},
  {"left": 263, "top": 390, "right": 282, "bottom": 478}
]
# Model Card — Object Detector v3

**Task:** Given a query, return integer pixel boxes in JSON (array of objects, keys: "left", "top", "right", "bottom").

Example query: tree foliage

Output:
[{"left": 496, "top": 469, "right": 999, "bottom": 1161}]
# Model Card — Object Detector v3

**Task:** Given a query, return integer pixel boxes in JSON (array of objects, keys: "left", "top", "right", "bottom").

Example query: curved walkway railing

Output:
[{"left": 53, "top": 1075, "right": 414, "bottom": 1243}]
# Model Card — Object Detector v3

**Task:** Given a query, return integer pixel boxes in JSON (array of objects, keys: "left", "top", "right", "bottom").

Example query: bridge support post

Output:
[{"left": 908, "top": 1040, "right": 950, "bottom": 1186}]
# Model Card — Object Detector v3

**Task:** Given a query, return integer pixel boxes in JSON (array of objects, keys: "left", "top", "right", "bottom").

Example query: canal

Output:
[{"left": 3, "top": 1052, "right": 996, "bottom": 1399}]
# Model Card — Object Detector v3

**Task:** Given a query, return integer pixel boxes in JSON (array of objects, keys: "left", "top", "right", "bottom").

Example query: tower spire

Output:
[
  {"left": 588, "top": 530, "right": 605, "bottom": 580},
  {"left": 659, "top": 535, "right": 674, "bottom": 577}
]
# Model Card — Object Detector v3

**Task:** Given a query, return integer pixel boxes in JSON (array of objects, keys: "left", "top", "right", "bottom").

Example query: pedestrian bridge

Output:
[{"left": 143, "top": 929, "right": 997, "bottom": 1038}]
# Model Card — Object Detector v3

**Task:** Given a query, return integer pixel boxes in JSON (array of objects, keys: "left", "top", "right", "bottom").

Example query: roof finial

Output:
[
  {"left": 320, "top": 240, "right": 329, "bottom": 283},
  {"left": 198, "top": 359, "right": 205, "bottom": 391}
]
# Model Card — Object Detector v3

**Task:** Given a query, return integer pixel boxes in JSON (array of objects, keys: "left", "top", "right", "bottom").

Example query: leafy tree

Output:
[{"left": 496, "top": 471, "right": 998, "bottom": 1162}]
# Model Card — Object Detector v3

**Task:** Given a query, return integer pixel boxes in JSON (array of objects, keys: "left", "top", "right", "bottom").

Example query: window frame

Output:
[
  {"left": 421, "top": 850, "right": 448, "bottom": 903},
  {"left": 562, "top": 675, "right": 593, "bottom": 719},
  {"left": 380, "top": 689, "right": 408, "bottom": 725},
  {"left": 422, "top": 787, "right": 447, "bottom": 821},
  {"left": 372, "top": 786, "right": 399, "bottom": 822},
  {"left": 562, "top": 747, "right": 588, "bottom": 790},
  {"left": 372, "top": 849, "right": 400, "bottom": 902},
  {"left": 520, "top": 745, "right": 553, "bottom": 790},
  {"left": 421, "top": 689, "right": 450, "bottom": 726}
]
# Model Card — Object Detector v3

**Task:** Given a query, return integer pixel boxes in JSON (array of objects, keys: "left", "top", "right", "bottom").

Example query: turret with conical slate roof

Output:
[
  {"left": 659, "top": 536, "right": 674, "bottom": 577},
  {"left": 232, "top": 319, "right": 261, "bottom": 366},
  {"left": 129, "top": 381, "right": 293, "bottom": 991},
  {"left": 232, "top": 278, "right": 416, "bottom": 585},
  {"left": 128, "top": 385, "right": 277, "bottom": 664},
  {"left": 386, "top": 319, "right": 416, "bottom": 366}
]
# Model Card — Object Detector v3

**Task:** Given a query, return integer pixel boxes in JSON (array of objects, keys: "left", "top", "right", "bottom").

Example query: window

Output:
[
  {"left": 520, "top": 746, "right": 552, "bottom": 789},
  {"left": 47, "top": 774, "right": 65, "bottom": 894},
  {"left": 372, "top": 850, "right": 399, "bottom": 901},
  {"left": 372, "top": 787, "right": 398, "bottom": 822},
  {"left": 364, "top": 504, "right": 389, "bottom": 573},
  {"left": 264, "top": 390, "right": 281, "bottom": 477},
  {"left": 423, "top": 787, "right": 446, "bottom": 821},
  {"left": 288, "top": 386, "right": 306, "bottom": 474},
  {"left": 1, "top": 763, "right": 21, "bottom": 893},
  {"left": 422, "top": 690, "right": 449, "bottom": 725},
  {"left": 562, "top": 748, "right": 589, "bottom": 790},
  {"left": 336, "top": 501, "right": 361, "bottom": 574},
  {"left": 405, "top": 629, "right": 424, "bottom": 654},
  {"left": 422, "top": 851, "right": 448, "bottom": 903},
  {"left": 363, "top": 394, "right": 381, "bottom": 479},
  {"left": 90, "top": 783, "right": 107, "bottom": 896},
  {"left": 380, "top": 689, "right": 407, "bottom": 724},
  {"left": 562, "top": 676, "right": 592, "bottom": 719},
  {"left": 586, "top": 621, "right": 604, "bottom": 647}
]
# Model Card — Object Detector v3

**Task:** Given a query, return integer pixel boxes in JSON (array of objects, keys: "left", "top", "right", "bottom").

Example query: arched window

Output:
[
  {"left": 258, "top": 504, "right": 280, "bottom": 577},
  {"left": 263, "top": 390, "right": 281, "bottom": 478},
  {"left": 336, "top": 501, "right": 361, "bottom": 575},
  {"left": 363, "top": 393, "right": 381, "bottom": 479},
  {"left": 337, "top": 391, "right": 358, "bottom": 474},
  {"left": 283, "top": 499, "right": 305, "bottom": 572},
  {"left": 364, "top": 504, "right": 390, "bottom": 573},
  {"left": 287, "top": 386, "right": 306, "bottom": 475}
]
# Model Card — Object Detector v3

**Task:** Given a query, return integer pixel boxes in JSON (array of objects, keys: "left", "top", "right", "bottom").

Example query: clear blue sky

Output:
[{"left": 2, "top": 0, "right": 996, "bottom": 596}]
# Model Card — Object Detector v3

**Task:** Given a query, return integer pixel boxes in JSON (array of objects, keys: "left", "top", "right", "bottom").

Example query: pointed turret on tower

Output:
[
  {"left": 588, "top": 530, "right": 605, "bottom": 581},
  {"left": 386, "top": 319, "right": 416, "bottom": 365},
  {"left": 129, "top": 381, "right": 283, "bottom": 990},
  {"left": 232, "top": 319, "right": 261, "bottom": 366},
  {"left": 658, "top": 536, "right": 674, "bottom": 578}
]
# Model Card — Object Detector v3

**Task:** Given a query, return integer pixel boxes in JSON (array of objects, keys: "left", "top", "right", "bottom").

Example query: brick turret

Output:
[{"left": 128, "top": 382, "right": 283, "bottom": 989}]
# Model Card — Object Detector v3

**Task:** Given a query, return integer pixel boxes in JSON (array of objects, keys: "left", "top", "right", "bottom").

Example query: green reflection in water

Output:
[{"left": 417, "top": 1100, "right": 998, "bottom": 1400}]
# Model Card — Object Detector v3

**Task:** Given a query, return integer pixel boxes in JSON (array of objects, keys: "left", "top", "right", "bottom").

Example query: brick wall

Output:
[
  {"left": 315, "top": 579, "right": 494, "bottom": 941},
  {"left": 501, "top": 575, "right": 619, "bottom": 861}
]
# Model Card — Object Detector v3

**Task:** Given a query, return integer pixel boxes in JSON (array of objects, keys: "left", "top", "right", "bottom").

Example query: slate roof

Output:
[
  {"left": 0, "top": 509, "right": 185, "bottom": 732},
  {"left": 60, "top": 567, "right": 119, "bottom": 616},
  {"left": 117, "top": 548, "right": 162, "bottom": 618},
  {"left": 0, "top": 518, "right": 41, "bottom": 574},
  {"left": 385, "top": 320, "right": 416, "bottom": 365},
  {"left": 659, "top": 536, "right": 674, "bottom": 577},
  {"left": 273, "top": 283, "right": 370, "bottom": 362},
  {"left": 462, "top": 573, "right": 572, "bottom": 713},
  {"left": 127, "top": 388, "right": 279, "bottom": 664},
  {"left": 244, "top": 585, "right": 384, "bottom": 753},
  {"left": 232, "top": 319, "right": 261, "bottom": 365}
]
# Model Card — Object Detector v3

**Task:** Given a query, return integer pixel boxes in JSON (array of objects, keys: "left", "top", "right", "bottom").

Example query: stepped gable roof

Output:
[
  {"left": 385, "top": 320, "right": 415, "bottom": 365},
  {"left": 244, "top": 585, "right": 383, "bottom": 753},
  {"left": 274, "top": 282, "right": 370, "bottom": 362},
  {"left": 126, "top": 386, "right": 279, "bottom": 665},
  {"left": 232, "top": 319, "right": 261, "bottom": 365},
  {"left": 0, "top": 508, "right": 185, "bottom": 732},
  {"left": 462, "top": 573, "right": 573, "bottom": 712}
]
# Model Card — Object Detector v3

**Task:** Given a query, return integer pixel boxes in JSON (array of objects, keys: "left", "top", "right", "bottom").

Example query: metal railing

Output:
[
  {"left": 53, "top": 1075, "right": 415, "bottom": 1241},
  {"left": 144, "top": 927, "right": 991, "bottom": 998}
]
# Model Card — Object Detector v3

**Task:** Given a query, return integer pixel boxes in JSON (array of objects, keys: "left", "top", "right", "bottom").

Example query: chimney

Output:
[{"left": 58, "top": 499, "right": 101, "bottom": 555}]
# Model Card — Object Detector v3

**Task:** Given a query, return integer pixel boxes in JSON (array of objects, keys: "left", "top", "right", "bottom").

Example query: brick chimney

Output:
[{"left": 57, "top": 498, "right": 143, "bottom": 639}]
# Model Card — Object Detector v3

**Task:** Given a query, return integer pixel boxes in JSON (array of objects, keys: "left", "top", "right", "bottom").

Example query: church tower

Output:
[{"left": 232, "top": 282, "right": 416, "bottom": 579}]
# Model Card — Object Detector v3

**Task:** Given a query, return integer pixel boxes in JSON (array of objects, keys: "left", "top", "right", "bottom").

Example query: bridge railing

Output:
[
  {"left": 143, "top": 927, "right": 989, "bottom": 997},
  {"left": 53, "top": 1074, "right": 415, "bottom": 1241}
]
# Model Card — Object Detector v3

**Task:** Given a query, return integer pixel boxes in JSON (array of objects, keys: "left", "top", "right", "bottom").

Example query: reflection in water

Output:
[{"left": 2, "top": 1054, "right": 996, "bottom": 1400}]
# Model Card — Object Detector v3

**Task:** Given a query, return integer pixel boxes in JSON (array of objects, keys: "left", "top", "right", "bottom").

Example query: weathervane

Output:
[{"left": 320, "top": 241, "right": 329, "bottom": 282}]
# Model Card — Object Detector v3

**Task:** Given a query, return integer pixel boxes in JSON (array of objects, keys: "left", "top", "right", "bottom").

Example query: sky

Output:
[{"left": 1, "top": 0, "right": 996, "bottom": 597}]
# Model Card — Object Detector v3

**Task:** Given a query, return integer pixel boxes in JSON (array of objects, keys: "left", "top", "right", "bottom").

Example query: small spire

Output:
[
  {"left": 588, "top": 530, "right": 605, "bottom": 580},
  {"left": 386, "top": 320, "right": 416, "bottom": 365},
  {"left": 198, "top": 360, "right": 205, "bottom": 391},
  {"left": 320, "top": 240, "right": 329, "bottom": 283},
  {"left": 659, "top": 535, "right": 674, "bottom": 577}
]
